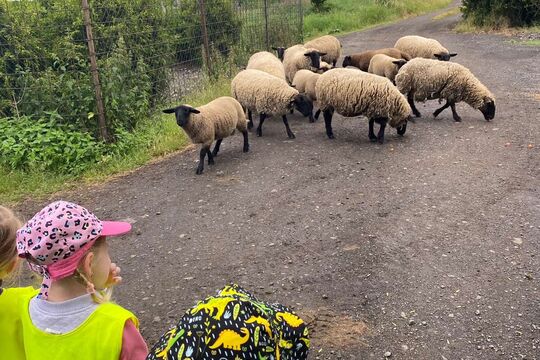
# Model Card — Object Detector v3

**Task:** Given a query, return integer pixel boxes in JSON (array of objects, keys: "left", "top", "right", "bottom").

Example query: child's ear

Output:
[{"left": 81, "top": 252, "right": 94, "bottom": 278}]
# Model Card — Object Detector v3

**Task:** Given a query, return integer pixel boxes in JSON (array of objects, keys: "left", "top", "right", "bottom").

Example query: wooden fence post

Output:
[
  {"left": 198, "top": 0, "right": 212, "bottom": 75},
  {"left": 81, "top": 0, "right": 109, "bottom": 142}
]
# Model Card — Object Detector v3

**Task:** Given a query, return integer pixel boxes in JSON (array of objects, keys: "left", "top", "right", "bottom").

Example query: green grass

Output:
[
  {"left": 0, "top": 75, "right": 233, "bottom": 205},
  {"left": 303, "top": 0, "right": 453, "bottom": 39},
  {"left": 432, "top": 7, "right": 460, "bottom": 21},
  {"left": 509, "top": 39, "right": 540, "bottom": 46}
]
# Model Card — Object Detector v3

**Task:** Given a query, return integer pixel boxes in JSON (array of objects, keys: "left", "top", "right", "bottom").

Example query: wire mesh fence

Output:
[{"left": 0, "top": 0, "right": 303, "bottom": 141}]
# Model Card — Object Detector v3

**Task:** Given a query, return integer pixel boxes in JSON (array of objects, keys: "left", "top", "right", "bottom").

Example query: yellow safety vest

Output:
[
  {"left": 0, "top": 287, "right": 38, "bottom": 360},
  {"left": 18, "top": 291, "right": 139, "bottom": 360}
]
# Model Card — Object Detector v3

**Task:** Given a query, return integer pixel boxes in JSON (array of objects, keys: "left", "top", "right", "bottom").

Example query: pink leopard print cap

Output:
[{"left": 16, "top": 200, "right": 131, "bottom": 296}]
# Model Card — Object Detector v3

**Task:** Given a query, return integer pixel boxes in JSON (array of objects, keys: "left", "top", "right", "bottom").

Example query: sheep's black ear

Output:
[
  {"left": 434, "top": 54, "right": 442, "bottom": 59},
  {"left": 449, "top": 53, "right": 458, "bottom": 57},
  {"left": 163, "top": 108, "right": 176, "bottom": 114},
  {"left": 290, "top": 84, "right": 297, "bottom": 88},
  {"left": 271, "top": 46, "right": 278, "bottom": 50},
  {"left": 319, "top": 52, "right": 327, "bottom": 56},
  {"left": 189, "top": 108, "right": 201, "bottom": 114},
  {"left": 304, "top": 52, "right": 311, "bottom": 56}
]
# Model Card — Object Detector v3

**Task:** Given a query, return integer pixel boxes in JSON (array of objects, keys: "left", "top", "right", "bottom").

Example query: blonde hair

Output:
[
  {"left": 75, "top": 237, "right": 114, "bottom": 304},
  {"left": 0, "top": 206, "right": 22, "bottom": 281}
]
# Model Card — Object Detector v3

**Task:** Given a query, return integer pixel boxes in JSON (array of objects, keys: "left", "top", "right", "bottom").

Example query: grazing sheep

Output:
[
  {"left": 342, "top": 48, "right": 411, "bottom": 71},
  {"left": 394, "top": 35, "right": 457, "bottom": 61},
  {"left": 368, "top": 54, "right": 407, "bottom": 84},
  {"left": 231, "top": 69, "right": 313, "bottom": 138},
  {"left": 316, "top": 68, "right": 411, "bottom": 144},
  {"left": 304, "top": 35, "right": 342, "bottom": 66},
  {"left": 395, "top": 58, "right": 495, "bottom": 122},
  {"left": 292, "top": 69, "right": 322, "bottom": 122},
  {"left": 246, "top": 51, "right": 286, "bottom": 80},
  {"left": 163, "top": 97, "right": 249, "bottom": 175},
  {"left": 283, "top": 44, "right": 326, "bottom": 83},
  {"left": 272, "top": 46, "right": 286, "bottom": 61}
]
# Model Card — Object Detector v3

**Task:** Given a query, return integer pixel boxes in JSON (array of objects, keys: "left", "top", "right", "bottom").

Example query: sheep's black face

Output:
[
  {"left": 342, "top": 56, "right": 352, "bottom": 67},
  {"left": 163, "top": 105, "right": 200, "bottom": 128},
  {"left": 292, "top": 94, "right": 313, "bottom": 117},
  {"left": 272, "top": 46, "right": 285, "bottom": 61},
  {"left": 304, "top": 51, "right": 326, "bottom": 71},
  {"left": 479, "top": 99, "right": 496, "bottom": 121},
  {"left": 434, "top": 52, "right": 458, "bottom": 61}
]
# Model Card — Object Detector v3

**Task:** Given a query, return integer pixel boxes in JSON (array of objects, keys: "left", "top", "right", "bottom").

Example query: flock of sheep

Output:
[{"left": 163, "top": 34, "right": 496, "bottom": 174}]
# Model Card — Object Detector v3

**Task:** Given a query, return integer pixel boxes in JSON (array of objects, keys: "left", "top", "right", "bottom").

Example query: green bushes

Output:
[{"left": 461, "top": 0, "right": 540, "bottom": 27}]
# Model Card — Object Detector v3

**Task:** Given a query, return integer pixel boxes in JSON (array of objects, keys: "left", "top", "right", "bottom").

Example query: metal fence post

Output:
[
  {"left": 198, "top": 0, "right": 212, "bottom": 75},
  {"left": 263, "top": 0, "right": 269, "bottom": 50},
  {"left": 81, "top": 0, "right": 109, "bottom": 142}
]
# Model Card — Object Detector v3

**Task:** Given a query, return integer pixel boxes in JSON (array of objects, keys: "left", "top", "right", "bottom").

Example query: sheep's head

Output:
[
  {"left": 163, "top": 105, "right": 200, "bottom": 128},
  {"left": 392, "top": 59, "right": 407, "bottom": 70},
  {"left": 478, "top": 97, "right": 496, "bottom": 121},
  {"left": 342, "top": 55, "right": 352, "bottom": 67},
  {"left": 304, "top": 50, "right": 326, "bottom": 71},
  {"left": 272, "top": 46, "right": 286, "bottom": 61},
  {"left": 291, "top": 93, "right": 313, "bottom": 118},
  {"left": 434, "top": 52, "right": 457, "bottom": 61}
]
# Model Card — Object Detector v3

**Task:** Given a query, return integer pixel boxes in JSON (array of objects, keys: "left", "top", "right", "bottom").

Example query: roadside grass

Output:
[
  {"left": 0, "top": 76, "right": 232, "bottom": 205},
  {"left": 456, "top": 18, "right": 540, "bottom": 35},
  {"left": 508, "top": 39, "right": 540, "bottom": 46},
  {"left": 432, "top": 7, "right": 460, "bottom": 21},
  {"left": 303, "top": 0, "right": 452, "bottom": 39}
]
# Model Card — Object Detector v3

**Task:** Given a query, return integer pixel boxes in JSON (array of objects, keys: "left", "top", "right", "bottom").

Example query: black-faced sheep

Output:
[
  {"left": 304, "top": 35, "right": 342, "bottom": 67},
  {"left": 342, "top": 48, "right": 411, "bottom": 71},
  {"left": 394, "top": 35, "right": 457, "bottom": 61},
  {"left": 292, "top": 69, "right": 322, "bottom": 122},
  {"left": 163, "top": 97, "right": 249, "bottom": 175},
  {"left": 316, "top": 68, "right": 411, "bottom": 144},
  {"left": 282, "top": 44, "right": 326, "bottom": 83},
  {"left": 368, "top": 54, "right": 407, "bottom": 84},
  {"left": 395, "top": 58, "right": 495, "bottom": 122},
  {"left": 231, "top": 69, "right": 313, "bottom": 138}
]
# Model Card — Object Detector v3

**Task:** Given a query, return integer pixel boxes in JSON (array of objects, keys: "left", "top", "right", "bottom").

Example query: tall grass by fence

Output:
[{"left": 0, "top": 0, "right": 303, "bottom": 143}]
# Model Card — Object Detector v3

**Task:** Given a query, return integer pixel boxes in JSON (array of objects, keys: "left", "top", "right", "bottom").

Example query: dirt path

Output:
[{"left": 17, "top": 3, "right": 540, "bottom": 359}]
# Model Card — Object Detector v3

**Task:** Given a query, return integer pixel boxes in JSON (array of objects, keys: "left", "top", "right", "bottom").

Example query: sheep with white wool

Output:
[
  {"left": 246, "top": 51, "right": 286, "bottom": 80},
  {"left": 292, "top": 69, "right": 323, "bottom": 122},
  {"left": 231, "top": 69, "right": 313, "bottom": 138},
  {"left": 163, "top": 97, "right": 249, "bottom": 175},
  {"left": 282, "top": 44, "right": 326, "bottom": 83},
  {"left": 368, "top": 54, "right": 407, "bottom": 84},
  {"left": 394, "top": 35, "right": 457, "bottom": 61},
  {"left": 316, "top": 68, "right": 411, "bottom": 144},
  {"left": 304, "top": 35, "right": 342, "bottom": 67},
  {"left": 395, "top": 58, "right": 495, "bottom": 122}
]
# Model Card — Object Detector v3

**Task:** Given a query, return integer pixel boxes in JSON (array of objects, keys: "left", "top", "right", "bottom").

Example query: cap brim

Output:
[{"left": 101, "top": 221, "right": 132, "bottom": 237}]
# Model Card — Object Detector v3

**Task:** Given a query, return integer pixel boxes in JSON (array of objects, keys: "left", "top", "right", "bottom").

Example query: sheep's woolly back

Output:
[
  {"left": 316, "top": 68, "right": 411, "bottom": 127},
  {"left": 292, "top": 69, "right": 320, "bottom": 101},
  {"left": 394, "top": 35, "right": 449, "bottom": 59},
  {"left": 395, "top": 58, "right": 495, "bottom": 109},
  {"left": 246, "top": 51, "right": 286, "bottom": 80},
  {"left": 283, "top": 44, "right": 319, "bottom": 83},
  {"left": 345, "top": 48, "right": 410, "bottom": 71},
  {"left": 231, "top": 69, "right": 299, "bottom": 116},
  {"left": 368, "top": 54, "right": 402, "bottom": 82},
  {"left": 304, "top": 35, "right": 342, "bottom": 65},
  {"left": 183, "top": 96, "right": 247, "bottom": 147}
]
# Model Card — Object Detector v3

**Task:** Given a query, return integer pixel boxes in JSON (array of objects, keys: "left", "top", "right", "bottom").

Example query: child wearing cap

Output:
[
  {"left": 14, "top": 200, "right": 148, "bottom": 360},
  {"left": 0, "top": 205, "right": 38, "bottom": 360}
]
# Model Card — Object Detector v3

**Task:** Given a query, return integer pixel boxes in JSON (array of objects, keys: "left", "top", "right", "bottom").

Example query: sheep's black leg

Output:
[
  {"left": 368, "top": 118, "right": 377, "bottom": 142},
  {"left": 332, "top": 60, "right": 337, "bottom": 67},
  {"left": 308, "top": 110, "right": 315, "bottom": 123},
  {"left": 282, "top": 115, "right": 296, "bottom": 139},
  {"left": 450, "top": 102, "right": 462, "bottom": 122},
  {"left": 433, "top": 101, "right": 451, "bottom": 118},
  {"left": 196, "top": 146, "right": 209, "bottom": 175},
  {"left": 257, "top": 113, "right": 267, "bottom": 137},
  {"left": 212, "top": 139, "right": 223, "bottom": 157},
  {"left": 375, "top": 117, "right": 387, "bottom": 144},
  {"left": 408, "top": 93, "right": 421, "bottom": 117},
  {"left": 323, "top": 109, "right": 334, "bottom": 139},
  {"left": 314, "top": 109, "right": 321, "bottom": 120},
  {"left": 242, "top": 130, "right": 249, "bottom": 152},
  {"left": 247, "top": 110, "right": 253, "bottom": 130},
  {"left": 397, "top": 122, "right": 407, "bottom": 136},
  {"left": 206, "top": 148, "right": 215, "bottom": 165}
]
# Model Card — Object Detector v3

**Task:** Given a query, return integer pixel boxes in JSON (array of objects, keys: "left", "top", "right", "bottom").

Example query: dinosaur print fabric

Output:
[{"left": 147, "top": 284, "right": 309, "bottom": 360}]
